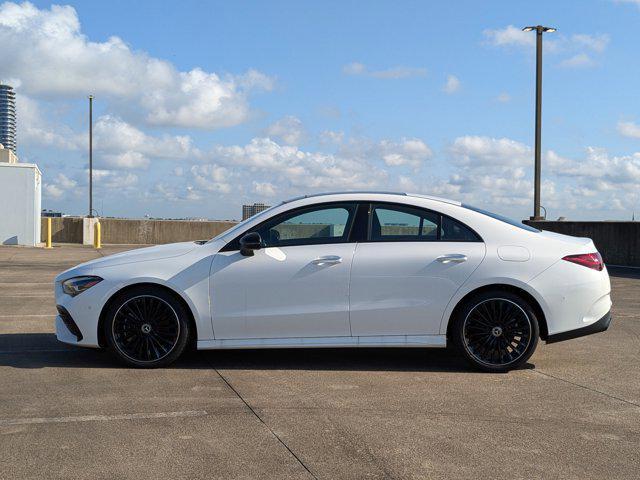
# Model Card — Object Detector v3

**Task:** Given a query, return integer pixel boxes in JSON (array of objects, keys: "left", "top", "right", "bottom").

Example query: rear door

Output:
[{"left": 349, "top": 203, "right": 486, "bottom": 336}]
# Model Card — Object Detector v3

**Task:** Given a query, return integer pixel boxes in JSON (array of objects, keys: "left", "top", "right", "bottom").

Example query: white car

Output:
[{"left": 54, "top": 192, "right": 612, "bottom": 371}]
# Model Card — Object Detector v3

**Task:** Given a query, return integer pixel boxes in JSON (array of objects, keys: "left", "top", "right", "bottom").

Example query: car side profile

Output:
[{"left": 54, "top": 192, "right": 612, "bottom": 371}]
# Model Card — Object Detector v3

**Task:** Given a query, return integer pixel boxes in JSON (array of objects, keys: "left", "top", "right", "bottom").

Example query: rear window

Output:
[{"left": 462, "top": 204, "right": 540, "bottom": 233}]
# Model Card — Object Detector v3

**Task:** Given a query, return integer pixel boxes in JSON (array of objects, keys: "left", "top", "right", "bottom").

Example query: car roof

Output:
[{"left": 282, "top": 191, "right": 461, "bottom": 206}]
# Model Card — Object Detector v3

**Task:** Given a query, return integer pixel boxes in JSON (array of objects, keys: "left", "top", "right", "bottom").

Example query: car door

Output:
[
  {"left": 349, "top": 203, "right": 486, "bottom": 336},
  {"left": 210, "top": 203, "right": 358, "bottom": 339}
]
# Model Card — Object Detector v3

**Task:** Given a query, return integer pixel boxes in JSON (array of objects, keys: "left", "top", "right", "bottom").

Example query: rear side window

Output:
[
  {"left": 441, "top": 216, "right": 481, "bottom": 241},
  {"left": 463, "top": 204, "right": 540, "bottom": 233},
  {"left": 371, "top": 205, "right": 439, "bottom": 241},
  {"left": 369, "top": 203, "right": 482, "bottom": 243}
]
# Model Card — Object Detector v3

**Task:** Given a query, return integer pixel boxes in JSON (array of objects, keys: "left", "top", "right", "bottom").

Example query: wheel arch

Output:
[
  {"left": 97, "top": 282, "right": 198, "bottom": 348},
  {"left": 445, "top": 283, "right": 549, "bottom": 341}
]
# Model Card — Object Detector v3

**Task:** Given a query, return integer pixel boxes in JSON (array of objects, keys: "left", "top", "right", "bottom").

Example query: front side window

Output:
[{"left": 256, "top": 204, "right": 356, "bottom": 247}]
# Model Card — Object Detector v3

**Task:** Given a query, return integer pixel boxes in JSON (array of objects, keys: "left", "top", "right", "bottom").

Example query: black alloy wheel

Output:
[
  {"left": 105, "top": 286, "right": 190, "bottom": 368},
  {"left": 452, "top": 290, "right": 539, "bottom": 372}
]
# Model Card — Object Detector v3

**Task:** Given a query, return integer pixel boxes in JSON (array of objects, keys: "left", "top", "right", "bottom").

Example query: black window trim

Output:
[
  {"left": 220, "top": 201, "right": 363, "bottom": 251},
  {"left": 365, "top": 201, "right": 483, "bottom": 244},
  {"left": 220, "top": 200, "right": 483, "bottom": 252}
]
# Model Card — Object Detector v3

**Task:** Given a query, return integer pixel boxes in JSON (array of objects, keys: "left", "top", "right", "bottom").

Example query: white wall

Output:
[{"left": 0, "top": 163, "right": 42, "bottom": 246}]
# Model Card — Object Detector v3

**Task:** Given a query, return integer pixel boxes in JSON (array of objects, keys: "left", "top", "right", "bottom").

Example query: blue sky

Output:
[{"left": 2, "top": 0, "right": 640, "bottom": 220}]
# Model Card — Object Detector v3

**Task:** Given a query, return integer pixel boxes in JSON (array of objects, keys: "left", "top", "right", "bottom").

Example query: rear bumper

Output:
[{"left": 546, "top": 311, "right": 611, "bottom": 344}]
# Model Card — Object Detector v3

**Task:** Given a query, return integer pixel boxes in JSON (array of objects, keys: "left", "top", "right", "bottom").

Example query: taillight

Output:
[{"left": 562, "top": 252, "right": 604, "bottom": 271}]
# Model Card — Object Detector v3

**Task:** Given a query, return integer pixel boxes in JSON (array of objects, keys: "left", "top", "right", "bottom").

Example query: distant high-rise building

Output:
[
  {"left": 242, "top": 202, "right": 270, "bottom": 220},
  {"left": 0, "top": 84, "right": 16, "bottom": 154}
]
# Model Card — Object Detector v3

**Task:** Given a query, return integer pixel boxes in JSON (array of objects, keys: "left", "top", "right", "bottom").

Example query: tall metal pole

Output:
[
  {"left": 89, "top": 95, "right": 93, "bottom": 218},
  {"left": 532, "top": 29, "right": 543, "bottom": 221},
  {"left": 523, "top": 25, "right": 555, "bottom": 221}
]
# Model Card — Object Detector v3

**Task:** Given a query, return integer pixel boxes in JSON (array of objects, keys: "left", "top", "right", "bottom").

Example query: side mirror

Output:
[{"left": 239, "top": 232, "right": 262, "bottom": 256}]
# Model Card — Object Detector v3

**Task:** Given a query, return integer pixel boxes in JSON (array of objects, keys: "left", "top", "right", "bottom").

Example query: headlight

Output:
[{"left": 62, "top": 276, "right": 103, "bottom": 297}]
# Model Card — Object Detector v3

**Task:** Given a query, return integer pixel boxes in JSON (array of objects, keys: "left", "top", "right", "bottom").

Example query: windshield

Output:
[{"left": 462, "top": 204, "right": 540, "bottom": 233}]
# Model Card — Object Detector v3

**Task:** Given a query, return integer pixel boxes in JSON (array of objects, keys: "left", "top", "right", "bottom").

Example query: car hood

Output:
[{"left": 56, "top": 242, "right": 200, "bottom": 280}]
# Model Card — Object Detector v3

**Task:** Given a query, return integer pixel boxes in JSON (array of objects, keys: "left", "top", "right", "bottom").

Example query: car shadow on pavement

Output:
[
  {"left": 607, "top": 266, "right": 640, "bottom": 279},
  {"left": 0, "top": 332, "right": 534, "bottom": 373}
]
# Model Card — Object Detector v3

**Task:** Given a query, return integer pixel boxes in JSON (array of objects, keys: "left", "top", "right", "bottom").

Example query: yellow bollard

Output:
[
  {"left": 93, "top": 221, "right": 101, "bottom": 249},
  {"left": 45, "top": 217, "right": 52, "bottom": 249}
]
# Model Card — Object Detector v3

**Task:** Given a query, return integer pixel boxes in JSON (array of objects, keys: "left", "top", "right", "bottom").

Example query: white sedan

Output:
[{"left": 54, "top": 192, "right": 612, "bottom": 371}]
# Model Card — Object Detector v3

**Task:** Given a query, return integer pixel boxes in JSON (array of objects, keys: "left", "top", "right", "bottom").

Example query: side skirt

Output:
[{"left": 197, "top": 335, "right": 447, "bottom": 350}]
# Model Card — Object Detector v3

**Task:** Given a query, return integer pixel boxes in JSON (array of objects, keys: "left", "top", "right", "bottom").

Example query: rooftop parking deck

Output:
[{"left": 0, "top": 244, "right": 638, "bottom": 479}]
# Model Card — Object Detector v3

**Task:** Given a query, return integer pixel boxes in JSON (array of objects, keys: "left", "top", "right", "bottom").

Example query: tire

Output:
[
  {"left": 450, "top": 290, "right": 539, "bottom": 372},
  {"left": 104, "top": 285, "right": 190, "bottom": 368}
]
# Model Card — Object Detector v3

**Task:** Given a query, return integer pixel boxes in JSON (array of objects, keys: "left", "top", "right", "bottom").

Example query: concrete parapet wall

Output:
[
  {"left": 40, "top": 216, "right": 83, "bottom": 243},
  {"left": 525, "top": 220, "right": 640, "bottom": 267},
  {"left": 40, "top": 217, "right": 639, "bottom": 267},
  {"left": 41, "top": 217, "right": 238, "bottom": 245}
]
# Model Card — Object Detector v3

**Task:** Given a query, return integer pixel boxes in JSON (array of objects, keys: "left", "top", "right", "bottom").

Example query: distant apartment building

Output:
[
  {"left": 242, "top": 202, "right": 271, "bottom": 220},
  {"left": 0, "top": 84, "right": 16, "bottom": 154}
]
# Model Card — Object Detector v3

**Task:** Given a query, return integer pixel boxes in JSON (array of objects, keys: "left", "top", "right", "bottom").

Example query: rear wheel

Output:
[
  {"left": 451, "top": 290, "right": 539, "bottom": 372},
  {"left": 104, "top": 286, "right": 190, "bottom": 368}
]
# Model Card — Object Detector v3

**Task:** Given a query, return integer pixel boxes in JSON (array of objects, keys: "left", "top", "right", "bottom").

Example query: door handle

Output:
[
  {"left": 436, "top": 254, "right": 467, "bottom": 264},
  {"left": 312, "top": 255, "right": 343, "bottom": 266}
]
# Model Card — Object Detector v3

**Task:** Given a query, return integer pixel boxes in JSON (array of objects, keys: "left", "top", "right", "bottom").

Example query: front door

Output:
[
  {"left": 349, "top": 203, "right": 486, "bottom": 336},
  {"left": 210, "top": 203, "right": 358, "bottom": 339}
]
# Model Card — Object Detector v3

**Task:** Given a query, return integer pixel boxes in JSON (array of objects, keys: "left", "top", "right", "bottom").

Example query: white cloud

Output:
[
  {"left": 571, "top": 33, "right": 609, "bottom": 53},
  {"left": 450, "top": 136, "right": 531, "bottom": 167},
  {"left": 43, "top": 184, "right": 64, "bottom": 199},
  {"left": 190, "top": 164, "right": 233, "bottom": 193},
  {"left": 319, "top": 130, "right": 344, "bottom": 145},
  {"left": 483, "top": 25, "right": 535, "bottom": 48},
  {"left": 559, "top": 53, "right": 595, "bottom": 68},
  {"left": 55, "top": 173, "right": 77, "bottom": 189},
  {"left": 343, "top": 62, "right": 427, "bottom": 79},
  {"left": 43, "top": 173, "right": 77, "bottom": 199},
  {"left": 102, "top": 151, "right": 150, "bottom": 169},
  {"left": 0, "top": 2, "right": 273, "bottom": 129},
  {"left": 94, "top": 115, "right": 195, "bottom": 160},
  {"left": 484, "top": 26, "right": 608, "bottom": 68},
  {"left": 92, "top": 169, "right": 138, "bottom": 189},
  {"left": 17, "top": 94, "right": 83, "bottom": 150},
  {"left": 443, "top": 75, "right": 461, "bottom": 94},
  {"left": 397, "top": 175, "right": 418, "bottom": 192},
  {"left": 615, "top": 0, "right": 640, "bottom": 8},
  {"left": 253, "top": 181, "right": 277, "bottom": 197},
  {"left": 206, "top": 137, "right": 388, "bottom": 192},
  {"left": 618, "top": 121, "right": 640, "bottom": 139},
  {"left": 263, "top": 116, "right": 306, "bottom": 145},
  {"left": 380, "top": 138, "right": 432, "bottom": 168}
]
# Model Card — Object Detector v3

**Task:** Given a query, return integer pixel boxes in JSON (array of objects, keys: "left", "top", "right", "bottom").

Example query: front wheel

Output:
[
  {"left": 104, "top": 286, "right": 190, "bottom": 368},
  {"left": 451, "top": 290, "right": 539, "bottom": 372}
]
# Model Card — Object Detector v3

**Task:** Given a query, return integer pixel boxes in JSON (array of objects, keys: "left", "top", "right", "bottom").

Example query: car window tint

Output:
[
  {"left": 440, "top": 216, "right": 480, "bottom": 241},
  {"left": 371, "top": 206, "right": 438, "bottom": 241},
  {"left": 462, "top": 204, "right": 540, "bottom": 233},
  {"left": 259, "top": 206, "right": 352, "bottom": 247}
]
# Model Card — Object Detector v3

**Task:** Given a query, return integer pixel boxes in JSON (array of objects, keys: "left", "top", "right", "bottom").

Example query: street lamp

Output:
[
  {"left": 522, "top": 25, "right": 556, "bottom": 221},
  {"left": 88, "top": 95, "right": 93, "bottom": 218}
]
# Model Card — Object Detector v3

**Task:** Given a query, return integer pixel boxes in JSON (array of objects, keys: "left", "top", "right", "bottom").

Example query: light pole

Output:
[
  {"left": 522, "top": 25, "right": 555, "bottom": 221},
  {"left": 88, "top": 95, "right": 93, "bottom": 218}
]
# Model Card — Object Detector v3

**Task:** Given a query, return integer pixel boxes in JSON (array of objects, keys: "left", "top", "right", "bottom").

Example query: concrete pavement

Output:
[{"left": 0, "top": 244, "right": 638, "bottom": 479}]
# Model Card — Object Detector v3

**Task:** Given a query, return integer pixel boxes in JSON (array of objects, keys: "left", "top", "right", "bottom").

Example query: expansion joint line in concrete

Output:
[
  {"left": 209, "top": 362, "right": 318, "bottom": 480},
  {"left": 533, "top": 369, "right": 640, "bottom": 408}
]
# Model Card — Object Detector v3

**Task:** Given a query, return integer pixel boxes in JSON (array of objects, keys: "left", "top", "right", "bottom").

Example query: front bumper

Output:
[{"left": 546, "top": 311, "right": 612, "bottom": 344}]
